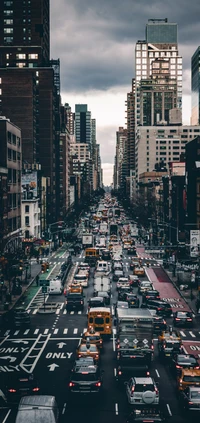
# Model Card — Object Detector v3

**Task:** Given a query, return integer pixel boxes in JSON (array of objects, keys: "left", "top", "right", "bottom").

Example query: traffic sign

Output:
[
  {"left": 42, "top": 286, "right": 48, "bottom": 293},
  {"left": 40, "top": 279, "right": 50, "bottom": 287}
]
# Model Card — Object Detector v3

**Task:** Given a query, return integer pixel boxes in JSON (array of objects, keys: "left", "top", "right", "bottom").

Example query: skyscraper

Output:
[
  {"left": 135, "top": 19, "right": 182, "bottom": 126},
  {"left": 191, "top": 46, "right": 200, "bottom": 125},
  {"left": 0, "top": 0, "right": 50, "bottom": 67},
  {"left": 75, "top": 104, "right": 91, "bottom": 147}
]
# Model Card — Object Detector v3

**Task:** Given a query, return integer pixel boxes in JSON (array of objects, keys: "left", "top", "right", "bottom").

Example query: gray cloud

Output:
[
  {"left": 51, "top": 0, "right": 200, "bottom": 93},
  {"left": 96, "top": 126, "right": 116, "bottom": 164}
]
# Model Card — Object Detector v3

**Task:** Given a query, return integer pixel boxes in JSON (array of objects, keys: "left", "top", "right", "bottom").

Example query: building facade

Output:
[
  {"left": 75, "top": 104, "right": 91, "bottom": 147},
  {"left": 0, "top": 117, "right": 22, "bottom": 253},
  {"left": 191, "top": 46, "right": 200, "bottom": 125}
]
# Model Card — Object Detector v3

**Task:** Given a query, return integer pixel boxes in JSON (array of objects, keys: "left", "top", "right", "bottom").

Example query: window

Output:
[
  {"left": 4, "top": 28, "right": 13, "bottom": 33},
  {"left": 13, "top": 150, "right": 16, "bottom": 161},
  {"left": 13, "top": 169, "right": 16, "bottom": 183},
  {"left": 4, "top": 19, "right": 13, "bottom": 24},
  {"left": 8, "top": 148, "right": 12, "bottom": 160},
  {"left": 16, "top": 54, "right": 26, "bottom": 59},
  {"left": 25, "top": 216, "right": 29, "bottom": 226},
  {"left": 8, "top": 168, "right": 12, "bottom": 183},
  {"left": 4, "top": 1, "right": 13, "bottom": 5},
  {"left": 28, "top": 54, "right": 38, "bottom": 59},
  {"left": 4, "top": 10, "right": 13, "bottom": 16},
  {"left": 13, "top": 193, "right": 16, "bottom": 208},
  {"left": 17, "top": 152, "right": 21, "bottom": 161},
  {"left": 16, "top": 63, "right": 26, "bottom": 68},
  {"left": 4, "top": 36, "right": 13, "bottom": 43},
  {"left": 25, "top": 205, "right": 29, "bottom": 213}
]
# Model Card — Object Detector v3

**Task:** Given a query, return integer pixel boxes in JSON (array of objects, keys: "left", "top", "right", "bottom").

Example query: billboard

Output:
[
  {"left": 190, "top": 230, "right": 200, "bottom": 257},
  {"left": 21, "top": 171, "right": 38, "bottom": 198}
]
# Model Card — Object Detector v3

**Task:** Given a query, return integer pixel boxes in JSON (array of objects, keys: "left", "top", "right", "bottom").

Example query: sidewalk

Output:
[{"left": 0, "top": 243, "right": 68, "bottom": 314}]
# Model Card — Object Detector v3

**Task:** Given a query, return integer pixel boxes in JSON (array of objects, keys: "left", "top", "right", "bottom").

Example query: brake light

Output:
[
  {"left": 189, "top": 401, "right": 193, "bottom": 405},
  {"left": 95, "top": 355, "right": 99, "bottom": 359},
  {"left": 118, "top": 370, "right": 122, "bottom": 375},
  {"left": 32, "top": 387, "right": 40, "bottom": 392},
  {"left": 78, "top": 354, "right": 81, "bottom": 358},
  {"left": 69, "top": 382, "right": 75, "bottom": 387},
  {"left": 163, "top": 320, "right": 166, "bottom": 324},
  {"left": 187, "top": 318, "right": 192, "bottom": 321},
  {"left": 175, "top": 318, "right": 181, "bottom": 321},
  {"left": 8, "top": 389, "right": 16, "bottom": 393},
  {"left": 131, "top": 386, "right": 135, "bottom": 394},
  {"left": 176, "top": 365, "right": 181, "bottom": 369},
  {"left": 157, "top": 307, "right": 162, "bottom": 311},
  {"left": 95, "top": 382, "right": 101, "bottom": 387},
  {"left": 151, "top": 344, "right": 154, "bottom": 350},
  {"left": 81, "top": 301, "right": 83, "bottom": 304},
  {"left": 195, "top": 366, "right": 200, "bottom": 369},
  {"left": 147, "top": 371, "right": 150, "bottom": 376},
  {"left": 155, "top": 386, "right": 158, "bottom": 394}
]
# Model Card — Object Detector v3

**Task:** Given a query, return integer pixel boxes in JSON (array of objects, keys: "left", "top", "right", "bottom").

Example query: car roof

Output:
[
  {"left": 18, "top": 395, "right": 56, "bottom": 409},
  {"left": 89, "top": 297, "right": 104, "bottom": 302},
  {"left": 134, "top": 377, "right": 154, "bottom": 384}
]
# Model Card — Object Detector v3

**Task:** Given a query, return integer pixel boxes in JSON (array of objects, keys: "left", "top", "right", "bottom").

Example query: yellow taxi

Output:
[
  {"left": 68, "top": 282, "right": 83, "bottom": 294},
  {"left": 81, "top": 329, "right": 103, "bottom": 349},
  {"left": 158, "top": 328, "right": 181, "bottom": 345},
  {"left": 177, "top": 368, "right": 200, "bottom": 391},
  {"left": 133, "top": 266, "right": 145, "bottom": 276},
  {"left": 76, "top": 340, "right": 100, "bottom": 363}
]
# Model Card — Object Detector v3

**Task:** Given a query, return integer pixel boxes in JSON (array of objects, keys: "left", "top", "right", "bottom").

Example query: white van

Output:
[
  {"left": 49, "top": 278, "right": 63, "bottom": 295},
  {"left": 74, "top": 271, "right": 89, "bottom": 287},
  {"left": 96, "top": 260, "right": 110, "bottom": 274}
]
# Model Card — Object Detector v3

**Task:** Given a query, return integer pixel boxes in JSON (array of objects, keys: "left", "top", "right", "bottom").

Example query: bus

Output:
[
  {"left": 85, "top": 247, "right": 100, "bottom": 266},
  {"left": 88, "top": 307, "right": 112, "bottom": 336}
]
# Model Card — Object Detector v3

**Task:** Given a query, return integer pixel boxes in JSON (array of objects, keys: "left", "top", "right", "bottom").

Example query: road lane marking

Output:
[
  {"left": 14, "top": 331, "right": 19, "bottom": 335},
  {"left": 166, "top": 404, "right": 172, "bottom": 416},
  {"left": 33, "top": 309, "right": 38, "bottom": 314},
  {"left": 155, "top": 369, "right": 160, "bottom": 378},
  {"left": 73, "top": 328, "right": 78, "bottom": 334},
  {"left": 180, "top": 331, "right": 186, "bottom": 337},
  {"left": 70, "top": 311, "right": 74, "bottom": 314},
  {"left": 55, "top": 309, "right": 60, "bottom": 315},
  {"left": 24, "top": 329, "right": 30, "bottom": 335},
  {"left": 26, "top": 288, "right": 42, "bottom": 310},
  {"left": 20, "top": 334, "right": 51, "bottom": 373},
  {"left": 63, "top": 309, "right": 67, "bottom": 314},
  {"left": 53, "top": 329, "right": 58, "bottom": 334},
  {"left": 115, "top": 403, "right": 118, "bottom": 415},
  {"left": 62, "top": 403, "right": 66, "bottom": 415},
  {"left": 44, "top": 329, "right": 49, "bottom": 334},
  {"left": 60, "top": 303, "right": 64, "bottom": 309},
  {"left": 78, "top": 311, "right": 82, "bottom": 314},
  {"left": 114, "top": 368, "right": 116, "bottom": 377},
  {"left": 113, "top": 331, "right": 116, "bottom": 352},
  {"left": 64, "top": 329, "right": 68, "bottom": 334},
  {"left": 2, "top": 409, "right": 11, "bottom": 423},
  {"left": 189, "top": 331, "right": 196, "bottom": 338},
  {"left": 34, "top": 329, "right": 39, "bottom": 335}
]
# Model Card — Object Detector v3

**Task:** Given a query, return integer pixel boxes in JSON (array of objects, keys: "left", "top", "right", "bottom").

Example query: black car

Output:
[
  {"left": 125, "top": 293, "right": 140, "bottom": 308},
  {"left": 126, "top": 407, "right": 167, "bottom": 422},
  {"left": 116, "top": 349, "right": 149, "bottom": 383},
  {"left": 113, "top": 270, "right": 124, "bottom": 281},
  {"left": 179, "top": 386, "right": 200, "bottom": 413},
  {"left": 142, "top": 290, "right": 161, "bottom": 303},
  {"left": 143, "top": 300, "right": 172, "bottom": 316},
  {"left": 6, "top": 372, "right": 40, "bottom": 403},
  {"left": 173, "top": 311, "right": 193, "bottom": 327},
  {"left": 170, "top": 354, "right": 199, "bottom": 376},
  {"left": 101, "top": 250, "right": 111, "bottom": 261},
  {"left": 127, "top": 247, "right": 137, "bottom": 256},
  {"left": 68, "top": 357, "right": 103, "bottom": 395},
  {"left": 87, "top": 297, "right": 105, "bottom": 313},
  {"left": 118, "top": 286, "right": 131, "bottom": 301},
  {"left": 65, "top": 292, "right": 84, "bottom": 311},
  {"left": 149, "top": 310, "right": 167, "bottom": 333},
  {"left": 1, "top": 307, "right": 31, "bottom": 328}
]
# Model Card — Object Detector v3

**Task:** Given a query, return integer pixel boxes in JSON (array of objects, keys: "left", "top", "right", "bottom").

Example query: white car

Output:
[
  {"left": 117, "top": 277, "right": 129, "bottom": 290},
  {"left": 125, "top": 377, "right": 159, "bottom": 406},
  {"left": 138, "top": 281, "right": 153, "bottom": 294}
]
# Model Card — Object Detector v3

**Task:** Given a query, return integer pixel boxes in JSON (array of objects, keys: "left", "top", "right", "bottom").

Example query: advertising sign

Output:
[
  {"left": 190, "top": 230, "right": 200, "bottom": 257},
  {"left": 21, "top": 171, "right": 38, "bottom": 198}
]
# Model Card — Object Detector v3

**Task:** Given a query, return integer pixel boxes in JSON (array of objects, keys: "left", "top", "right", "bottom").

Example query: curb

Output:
[{"left": 162, "top": 267, "right": 196, "bottom": 314}]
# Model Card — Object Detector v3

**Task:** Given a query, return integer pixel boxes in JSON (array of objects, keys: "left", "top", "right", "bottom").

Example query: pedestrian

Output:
[{"left": 36, "top": 274, "right": 39, "bottom": 287}]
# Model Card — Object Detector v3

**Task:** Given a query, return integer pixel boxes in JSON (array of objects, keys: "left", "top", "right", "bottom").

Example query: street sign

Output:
[
  {"left": 42, "top": 286, "right": 47, "bottom": 294},
  {"left": 40, "top": 280, "right": 50, "bottom": 287}
]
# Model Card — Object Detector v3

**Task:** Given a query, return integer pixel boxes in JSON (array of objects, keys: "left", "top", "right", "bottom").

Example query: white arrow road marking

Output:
[
  {"left": 57, "top": 342, "right": 66, "bottom": 349},
  {"left": 0, "top": 356, "right": 17, "bottom": 363},
  {"left": 12, "top": 340, "right": 29, "bottom": 345},
  {"left": 47, "top": 363, "right": 59, "bottom": 371}
]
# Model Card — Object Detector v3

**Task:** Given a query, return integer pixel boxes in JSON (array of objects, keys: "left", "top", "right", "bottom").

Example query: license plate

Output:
[
  {"left": 135, "top": 399, "right": 141, "bottom": 402},
  {"left": 165, "top": 354, "right": 170, "bottom": 356},
  {"left": 131, "top": 302, "right": 135, "bottom": 305}
]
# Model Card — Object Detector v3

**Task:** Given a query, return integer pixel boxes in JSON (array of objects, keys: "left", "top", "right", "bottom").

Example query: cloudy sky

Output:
[{"left": 50, "top": 0, "right": 200, "bottom": 185}]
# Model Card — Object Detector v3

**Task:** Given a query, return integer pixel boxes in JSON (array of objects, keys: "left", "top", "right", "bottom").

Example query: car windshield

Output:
[
  {"left": 94, "top": 317, "right": 104, "bottom": 324},
  {"left": 183, "top": 376, "right": 200, "bottom": 383},
  {"left": 83, "top": 335, "right": 100, "bottom": 341},
  {"left": 191, "top": 390, "right": 200, "bottom": 399},
  {"left": 178, "top": 356, "right": 196, "bottom": 364},
  {"left": 72, "top": 372, "right": 98, "bottom": 381},
  {"left": 166, "top": 342, "right": 180, "bottom": 349},
  {"left": 135, "top": 384, "right": 155, "bottom": 392},
  {"left": 80, "top": 345, "right": 97, "bottom": 352},
  {"left": 176, "top": 312, "right": 190, "bottom": 317},
  {"left": 74, "top": 276, "right": 87, "bottom": 280}
]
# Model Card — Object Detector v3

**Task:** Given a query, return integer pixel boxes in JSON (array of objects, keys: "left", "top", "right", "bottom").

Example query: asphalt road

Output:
[{"left": 0, "top": 239, "right": 200, "bottom": 422}]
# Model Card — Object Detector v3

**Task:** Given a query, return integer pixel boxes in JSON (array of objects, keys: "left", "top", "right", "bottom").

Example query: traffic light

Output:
[{"left": 19, "top": 260, "right": 23, "bottom": 272}]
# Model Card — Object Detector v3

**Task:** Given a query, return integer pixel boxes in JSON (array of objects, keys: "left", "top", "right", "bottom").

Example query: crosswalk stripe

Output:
[
  {"left": 189, "top": 331, "right": 196, "bottom": 338},
  {"left": 78, "top": 311, "right": 82, "bottom": 314},
  {"left": 53, "top": 329, "right": 58, "bottom": 334},
  {"left": 55, "top": 309, "right": 60, "bottom": 315},
  {"left": 64, "top": 328, "right": 68, "bottom": 334},
  {"left": 14, "top": 330, "right": 19, "bottom": 335},
  {"left": 4, "top": 330, "right": 10, "bottom": 336},
  {"left": 180, "top": 331, "right": 186, "bottom": 337},
  {"left": 73, "top": 328, "right": 78, "bottom": 334},
  {"left": 63, "top": 309, "right": 67, "bottom": 314},
  {"left": 34, "top": 329, "right": 39, "bottom": 334},
  {"left": 83, "top": 328, "right": 87, "bottom": 333},
  {"left": 60, "top": 303, "right": 64, "bottom": 309},
  {"left": 113, "top": 328, "right": 116, "bottom": 335},
  {"left": 27, "top": 309, "right": 31, "bottom": 314},
  {"left": 33, "top": 309, "right": 38, "bottom": 315},
  {"left": 24, "top": 329, "right": 30, "bottom": 335},
  {"left": 44, "top": 329, "right": 49, "bottom": 334},
  {"left": 70, "top": 311, "right": 74, "bottom": 315}
]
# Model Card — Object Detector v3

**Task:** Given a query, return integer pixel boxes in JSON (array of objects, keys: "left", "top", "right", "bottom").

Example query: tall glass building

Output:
[
  {"left": 191, "top": 46, "right": 200, "bottom": 125},
  {"left": 135, "top": 19, "right": 182, "bottom": 127},
  {"left": 75, "top": 104, "right": 92, "bottom": 148}
]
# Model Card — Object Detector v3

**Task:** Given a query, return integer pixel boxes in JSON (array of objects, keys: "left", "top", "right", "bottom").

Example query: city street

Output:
[{"left": 0, "top": 238, "right": 199, "bottom": 422}]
